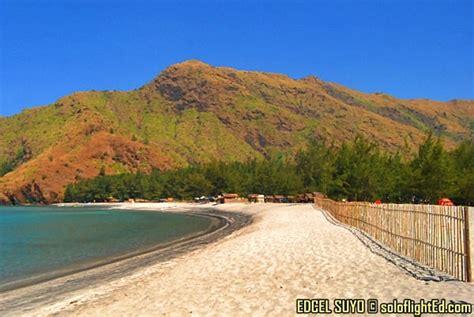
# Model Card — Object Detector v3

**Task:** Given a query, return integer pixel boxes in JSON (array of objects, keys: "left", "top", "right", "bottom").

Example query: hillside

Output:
[{"left": 0, "top": 60, "right": 473, "bottom": 204}]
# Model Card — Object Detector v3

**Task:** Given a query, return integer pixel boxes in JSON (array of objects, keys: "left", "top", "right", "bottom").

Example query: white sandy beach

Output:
[{"left": 3, "top": 203, "right": 474, "bottom": 316}]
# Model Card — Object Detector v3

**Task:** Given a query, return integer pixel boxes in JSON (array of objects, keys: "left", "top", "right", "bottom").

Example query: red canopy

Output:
[{"left": 437, "top": 198, "right": 454, "bottom": 206}]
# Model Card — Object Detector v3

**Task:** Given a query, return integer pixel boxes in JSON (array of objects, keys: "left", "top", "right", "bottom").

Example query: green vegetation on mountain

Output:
[
  {"left": 64, "top": 135, "right": 474, "bottom": 205},
  {"left": 0, "top": 60, "right": 472, "bottom": 204}
]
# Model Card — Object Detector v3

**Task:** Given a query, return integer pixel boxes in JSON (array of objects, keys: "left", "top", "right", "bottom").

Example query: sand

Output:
[{"left": 2, "top": 203, "right": 473, "bottom": 316}]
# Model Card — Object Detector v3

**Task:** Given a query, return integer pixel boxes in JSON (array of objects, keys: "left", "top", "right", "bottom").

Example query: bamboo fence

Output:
[{"left": 315, "top": 198, "right": 472, "bottom": 282}]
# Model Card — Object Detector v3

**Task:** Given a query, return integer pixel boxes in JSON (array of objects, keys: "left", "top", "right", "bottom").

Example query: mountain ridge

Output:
[{"left": 0, "top": 60, "right": 472, "bottom": 203}]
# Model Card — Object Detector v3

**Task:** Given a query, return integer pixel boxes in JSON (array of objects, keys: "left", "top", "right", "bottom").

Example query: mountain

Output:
[{"left": 0, "top": 60, "right": 473, "bottom": 204}]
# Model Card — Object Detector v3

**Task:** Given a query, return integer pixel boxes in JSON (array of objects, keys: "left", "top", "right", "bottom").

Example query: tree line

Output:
[{"left": 64, "top": 134, "right": 474, "bottom": 205}]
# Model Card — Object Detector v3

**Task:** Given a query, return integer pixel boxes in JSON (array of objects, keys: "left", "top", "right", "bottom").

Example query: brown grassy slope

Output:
[
  {"left": 0, "top": 60, "right": 472, "bottom": 203},
  {"left": 0, "top": 132, "right": 173, "bottom": 203}
]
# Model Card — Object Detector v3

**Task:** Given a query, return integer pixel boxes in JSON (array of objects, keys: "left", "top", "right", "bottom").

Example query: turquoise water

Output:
[{"left": 0, "top": 206, "right": 212, "bottom": 289}]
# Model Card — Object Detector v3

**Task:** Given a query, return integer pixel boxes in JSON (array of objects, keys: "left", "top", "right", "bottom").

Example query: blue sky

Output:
[{"left": 0, "top": 0, "right": 472, "bottom": 116}]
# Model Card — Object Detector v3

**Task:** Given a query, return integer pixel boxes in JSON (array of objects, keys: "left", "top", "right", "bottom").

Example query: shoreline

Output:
[
  {"left": 0, "top": 204, "right": 253, "bottom": 315},
  {"left": 2, "top": 203, "right": 473, "bottom": 316},
  {"left": 0, "top": 208, "right": 224, "bottom": 292}
]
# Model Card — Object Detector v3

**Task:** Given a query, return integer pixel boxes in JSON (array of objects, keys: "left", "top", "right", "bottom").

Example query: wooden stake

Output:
[{"left": 464, "top": 206, "right": 472, "bottom": 282}]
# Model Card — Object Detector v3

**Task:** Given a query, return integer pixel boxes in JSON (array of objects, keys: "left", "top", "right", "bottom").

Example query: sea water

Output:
[{"left": 0, "top": 206, "right": 212, "bottom": 289}]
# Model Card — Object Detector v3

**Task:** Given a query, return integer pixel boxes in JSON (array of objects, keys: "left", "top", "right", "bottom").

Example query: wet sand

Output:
[{"left": 1, "top": 203, "right": 473, "bottom": 316}]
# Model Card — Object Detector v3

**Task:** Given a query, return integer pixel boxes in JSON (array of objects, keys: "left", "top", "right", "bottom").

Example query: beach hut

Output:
[
  {"left": 264, "top": 195, "right": 275, "bottom": 203},
  {"left": 273, "top": 195, "right": 286, "bottom": 203},
  {"left": 218, "top": 193, "right": 242, "bottom": 204},
  {"left": 295, "top": 194, "right": 307, "bottom": 203},
  {"left": 248, "top": 194, "right": 264, "bottom": 203},
  {"left": 312, "top": 192, "right": 326, "bottom": 199},
  {"left": 305, "top": 192, "right": 314, "bottom": 202},
  {"left": 248, "top": 194, "right": 258, "bottom": 203},
  {"left": 311, "top": 192, "right": 326, "bottom": 203}
]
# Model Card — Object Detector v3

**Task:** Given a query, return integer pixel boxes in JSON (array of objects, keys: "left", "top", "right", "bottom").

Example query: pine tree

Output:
[{"left": 409, "top": 133, "right": 455, "bottom": 203}]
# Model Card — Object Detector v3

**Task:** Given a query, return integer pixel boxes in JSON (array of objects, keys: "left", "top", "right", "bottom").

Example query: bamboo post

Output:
[
  {"left": 464, "top": 206, "right": 472, "bottom": 282},
  {"left": 317, "top": 198, "right": 469, "bottom": 282}
]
